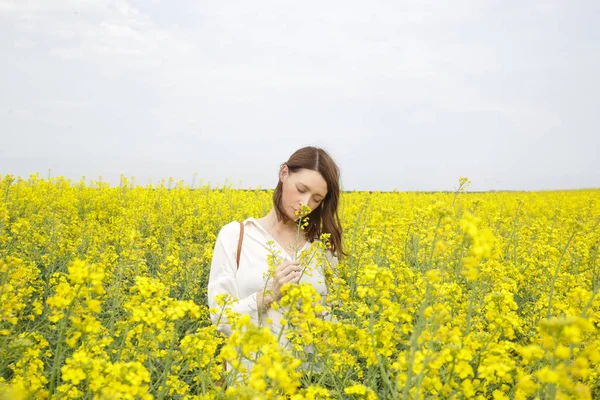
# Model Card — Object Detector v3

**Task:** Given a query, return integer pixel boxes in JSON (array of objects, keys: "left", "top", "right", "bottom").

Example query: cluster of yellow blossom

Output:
[
  {"left": 0, "top": 257, "right": 43, "bottom": 334},
  {"left": 0, "top": 173, "right": 598, "bottom": 398}
]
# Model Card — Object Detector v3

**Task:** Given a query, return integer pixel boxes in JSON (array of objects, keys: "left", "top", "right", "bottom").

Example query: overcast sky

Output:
[{"left": 1, "top": 1, "right": 599, "bottom": 192}]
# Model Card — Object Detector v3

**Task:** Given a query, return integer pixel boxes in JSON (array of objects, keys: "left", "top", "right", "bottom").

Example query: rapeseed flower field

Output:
[{"left": 0, "top": 173, "right": 599, "bottom": 399}]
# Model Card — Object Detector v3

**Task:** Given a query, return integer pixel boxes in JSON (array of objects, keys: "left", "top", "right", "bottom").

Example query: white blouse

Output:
[{"left": 207, "top": 217, "right": 338, "bottom": 360}]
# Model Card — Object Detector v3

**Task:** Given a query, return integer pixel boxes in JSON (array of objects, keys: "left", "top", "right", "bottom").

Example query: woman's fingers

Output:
[
  {"left": 284, "top": 270, "right": 301, "bottom": 283},
  {"left": 275, "top": 265, "right": 302, "bottom": 286},
  {"left": 276, "top": 260, "right": 301, "bottom": 276},
  {"left": 283, "top": 262, "right": 301, "bottom": 276},
  {"left": 270, "top": 261, "right": 302, "bottom": 301},
  {"left": 270, "top": 263, "right": 302, "bottom": 301},
  {"left": 277, "top": 269, "right": 300, "bottom": 284}
]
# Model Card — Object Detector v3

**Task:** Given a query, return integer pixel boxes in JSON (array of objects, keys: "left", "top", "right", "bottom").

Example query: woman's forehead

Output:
[{"left": 294, "top": 170, "right": 327, "bottom": 195}]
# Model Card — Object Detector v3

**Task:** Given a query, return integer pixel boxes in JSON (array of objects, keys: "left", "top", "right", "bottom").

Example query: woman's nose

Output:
[{"left": 299, "top": 195, "right": 310, "bottom": 205}]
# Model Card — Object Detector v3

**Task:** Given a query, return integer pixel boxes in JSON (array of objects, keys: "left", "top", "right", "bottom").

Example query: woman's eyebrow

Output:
[{"left": 299, "top": 182, "right": 325, "bottom": 198}]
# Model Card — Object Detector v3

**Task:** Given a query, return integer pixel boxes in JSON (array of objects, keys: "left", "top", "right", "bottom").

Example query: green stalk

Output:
[
  {"left": 368, "top": 311, "right": 397, "bottom": 398},
  {"left": 156, "top": 324, "right": 179, "bottom": 400},
  {"left": 427, "top": 215, "right": 443, "bottom": 270},
  {"left": 402, "top": 285, "right": 431, "bottom": 398},
  {"left": 546, "top": 230, "right": 576, "bottom": 319},
  {"left": 48, "top": 285, "right": 82, "bottom": 397}
]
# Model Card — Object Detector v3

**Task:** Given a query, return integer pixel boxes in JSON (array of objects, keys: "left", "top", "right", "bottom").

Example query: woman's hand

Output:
[
  {"left": 257, "top": 259, "right": 301, "bottom": 313},
  {"left": 268, "top": 259, "right": 302, "bottom": 301}
]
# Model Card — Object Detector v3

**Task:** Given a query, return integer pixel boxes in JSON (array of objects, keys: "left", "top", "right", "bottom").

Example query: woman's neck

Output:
[{"left": 261, "top": 207, "right": 299, "bottom": 236}]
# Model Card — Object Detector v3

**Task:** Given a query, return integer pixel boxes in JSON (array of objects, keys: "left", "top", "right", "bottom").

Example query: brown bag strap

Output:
[{"left": 236, "top": 221, "right": 244, "bottom": 269}]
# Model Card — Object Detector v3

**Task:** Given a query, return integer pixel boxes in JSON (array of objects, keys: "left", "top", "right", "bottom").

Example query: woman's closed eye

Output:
[{"left": 298, "top": 186, "right": 323, "bottom": 203}]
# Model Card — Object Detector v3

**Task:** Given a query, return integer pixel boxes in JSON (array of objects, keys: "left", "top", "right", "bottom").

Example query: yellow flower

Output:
[
  {"left": 295, "top": 205, "right": 312, "bottom": 230},
  {"left": 344, "top": 384, "right": 377, "bottom": 399},
  {"left": 554, "top": 344, "right": 570, "bottom": 360},
  {"left": 425, "top": 269, "right": 441, "bottom": 284},
  {"left": 535, "top": 366, "right": 559, "bottom": 384}
]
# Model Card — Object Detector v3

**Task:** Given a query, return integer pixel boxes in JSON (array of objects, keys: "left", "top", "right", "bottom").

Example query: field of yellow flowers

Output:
[{"left": 0, "top": 173, "right": 599, "bottom": 399}]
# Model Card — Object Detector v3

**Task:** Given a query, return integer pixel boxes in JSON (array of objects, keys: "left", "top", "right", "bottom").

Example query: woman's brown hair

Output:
[{"left": 273, "top": 146, "right": 345, "bottom": 259}]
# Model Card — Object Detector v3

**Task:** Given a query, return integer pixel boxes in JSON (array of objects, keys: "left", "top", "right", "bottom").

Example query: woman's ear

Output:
[{"left": 279, "top": 164, "right": 288, "bottom": 182}]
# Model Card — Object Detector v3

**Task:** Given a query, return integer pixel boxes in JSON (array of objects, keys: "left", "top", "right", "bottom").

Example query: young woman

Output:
[{"left": 207, "top": 146, "right": 344, "bottom": 376}]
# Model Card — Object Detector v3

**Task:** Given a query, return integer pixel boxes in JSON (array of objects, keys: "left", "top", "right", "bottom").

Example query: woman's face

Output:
[{"left": 280, "top": 166, "right": 328, "bottom": 221}]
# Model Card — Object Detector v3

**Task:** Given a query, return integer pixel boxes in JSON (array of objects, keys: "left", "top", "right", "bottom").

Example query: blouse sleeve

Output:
[{"left": 207, "top": 222, "right": 260, "bottom": 337}]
